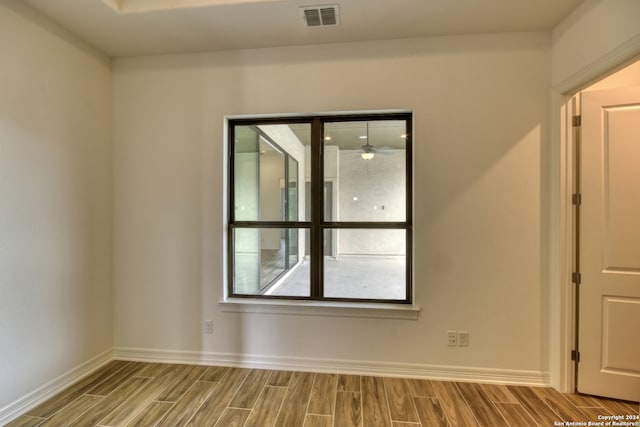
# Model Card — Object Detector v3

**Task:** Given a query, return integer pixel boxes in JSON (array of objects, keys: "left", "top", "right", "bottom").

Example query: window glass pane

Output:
[
  {"left": 234, "top": 124, "right": 309, "bottom": 222},
  {"left": 233, "top": 227, "right": 309, "bottom": 297},
  {"left": 323, "top": 229, "right": 406, "bottom": 300},
  {"left": 234, "top": 126, "right": 260, "bottom": 221},
  {"left": 233, "top": 227, "right": 260, "bottom": 294},
  {"left": 323, "top": 120, "right": 407, "bottom": 222}
]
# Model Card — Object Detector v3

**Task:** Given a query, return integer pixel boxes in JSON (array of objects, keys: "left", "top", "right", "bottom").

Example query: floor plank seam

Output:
[
  {"left": 358, "top": 377, "right": 365, "bottom": 427},
  {"left": 453, "top": 382, "right": 481, "bottom": 427},
  {"left": 330, "top": 381, "right": 339, "bottom": 427},
  {"left": 177, "top": 382, "right": 212, "bottom": 427},
  {"left": 269, "top": 385, "right": 288, "bottom": 427},
  {"left": 303, "top": 373, "right": 317, "bottom": 423},
  {"left": 407, "top": 386, "right": 421, "bottom": 425}
]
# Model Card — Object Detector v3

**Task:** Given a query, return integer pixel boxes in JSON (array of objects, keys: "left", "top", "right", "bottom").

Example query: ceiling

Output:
[{"left": 23, "top": 0, "right": 585, "bottom": 58}]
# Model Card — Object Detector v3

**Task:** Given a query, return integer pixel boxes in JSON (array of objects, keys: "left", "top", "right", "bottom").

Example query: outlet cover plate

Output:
[
  {"left": 204, "top": 320, "right": 213, "bottom": 334},
  {"left": 447, "top": 331, "right": 457, "bottom": 346},
  {"left": 458, "top": 331, "right": 469, "bottom": 347}
]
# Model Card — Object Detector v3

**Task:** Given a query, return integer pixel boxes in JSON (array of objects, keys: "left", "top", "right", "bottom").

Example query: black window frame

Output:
[{"left": 227, "top": 112, "right": 413, "bottom": 303}]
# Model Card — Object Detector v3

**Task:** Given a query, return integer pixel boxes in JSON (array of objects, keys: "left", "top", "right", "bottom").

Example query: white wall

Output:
[
  {"left": 0, "top": 0, "right": 112, "bottom": 413},
  {"left": 113, "top": 32, "right": 551, "bottom": 377},
  {"left": 551, "top": 0, "right": 640, "bottom": 91}
]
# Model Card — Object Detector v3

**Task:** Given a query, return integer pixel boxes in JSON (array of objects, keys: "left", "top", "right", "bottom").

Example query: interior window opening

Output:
[{"left": 229, "top": 113, "right": 412, "bottom": 303}]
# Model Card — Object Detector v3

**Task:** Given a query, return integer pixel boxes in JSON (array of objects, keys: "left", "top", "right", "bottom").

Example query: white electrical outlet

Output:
[
  {"left": 447, "top": 331, "right": 457, "bottom": 346},
  {"left": 458, "top": 331, "right": 469, "bottom": 347},
  {"left": 204, "top": 320, "right": 213, "bottom": 334}
]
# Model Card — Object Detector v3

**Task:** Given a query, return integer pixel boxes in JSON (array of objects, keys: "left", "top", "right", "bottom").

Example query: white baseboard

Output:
[
  {"left": 113, "top": 347, "right": 550, "bottom": 387},
  {"left": 0, "top": 349, "right": 113, "bottom": 426}
]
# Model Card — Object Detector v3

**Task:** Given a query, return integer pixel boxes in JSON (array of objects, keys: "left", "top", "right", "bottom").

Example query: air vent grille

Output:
[{"left": 300, "top": 5, "right": 340, "bottom": 27}]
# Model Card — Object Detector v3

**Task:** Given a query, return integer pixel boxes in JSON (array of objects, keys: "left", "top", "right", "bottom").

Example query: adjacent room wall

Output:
[
  {"left": 113, "top": 32, "right": 551, "bottom": 379},
  {"left": 551, "top": 0, "right": 640, "bottom": 91},
  {"left": 0, "top": 0, "right": 112, "bottom": 414},
  {"left": 585, "top": 58, "right": 640, "bottom": 91},
  {"left": 338, "top": 150, "right": 406, "bottom": 255}
]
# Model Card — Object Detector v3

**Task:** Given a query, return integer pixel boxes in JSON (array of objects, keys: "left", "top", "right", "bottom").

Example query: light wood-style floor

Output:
[{"left": 7, "top": 360, "right": 639, "bottom": 427}]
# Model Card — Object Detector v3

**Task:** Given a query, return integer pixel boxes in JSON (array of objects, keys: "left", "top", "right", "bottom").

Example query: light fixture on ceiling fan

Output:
[
  {"left": 359, "top": 122, "right": 392, "bottom": 160},
  {"left": 360, "top": 143, "right": 375, "bottom": 160}
]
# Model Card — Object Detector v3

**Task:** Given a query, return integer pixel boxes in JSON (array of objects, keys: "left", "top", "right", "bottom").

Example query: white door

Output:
[{"left": 578, "top": 87, "right": 640, "bottom": 402}]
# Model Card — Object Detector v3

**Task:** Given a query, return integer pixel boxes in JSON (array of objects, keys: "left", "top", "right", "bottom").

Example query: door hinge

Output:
[
  {"left": 572, "top": 193, "right": 582, "bottom": 205},
  {"left": 572, "top": 115, "right": 582, "bottom": 127},
  {"left": 571, "top": 350, "right": 580, "bottom": 362},
  {"left": 572, "top": 272, "right": 581, "bottom": 285}
]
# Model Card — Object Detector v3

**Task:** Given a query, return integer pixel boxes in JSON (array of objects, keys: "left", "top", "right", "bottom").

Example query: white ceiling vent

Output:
[{"left": 300, "top": 5, "right": 340, "bottom": 27}]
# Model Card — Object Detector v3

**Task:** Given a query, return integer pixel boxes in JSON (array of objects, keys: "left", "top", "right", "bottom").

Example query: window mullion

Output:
[{"left": 310, "top": 117, "right": 323, "bottom": 299}]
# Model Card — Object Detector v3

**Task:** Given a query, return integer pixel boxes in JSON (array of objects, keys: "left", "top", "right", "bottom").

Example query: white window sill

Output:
[{"left": 219, "top": 298, "right": 421, "bottom": 320}]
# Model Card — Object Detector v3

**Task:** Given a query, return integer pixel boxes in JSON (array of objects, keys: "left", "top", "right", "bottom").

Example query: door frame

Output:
[{"left": 551, "top": 52, "right": 640, "bottom": 393}]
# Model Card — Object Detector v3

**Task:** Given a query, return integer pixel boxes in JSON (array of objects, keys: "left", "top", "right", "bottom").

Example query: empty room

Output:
[{"left": 1, "top": 0, "right": 639, "bottom": 425}]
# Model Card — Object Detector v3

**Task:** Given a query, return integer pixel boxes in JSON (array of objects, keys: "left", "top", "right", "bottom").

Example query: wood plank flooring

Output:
[{"left": 7, "top": 361, "right": 639, "bottom": 427}]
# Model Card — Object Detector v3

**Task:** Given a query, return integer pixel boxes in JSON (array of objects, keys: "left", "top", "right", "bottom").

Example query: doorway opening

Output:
[{"left": 565, "top": 58, "right": 640, "bottom": 402}]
